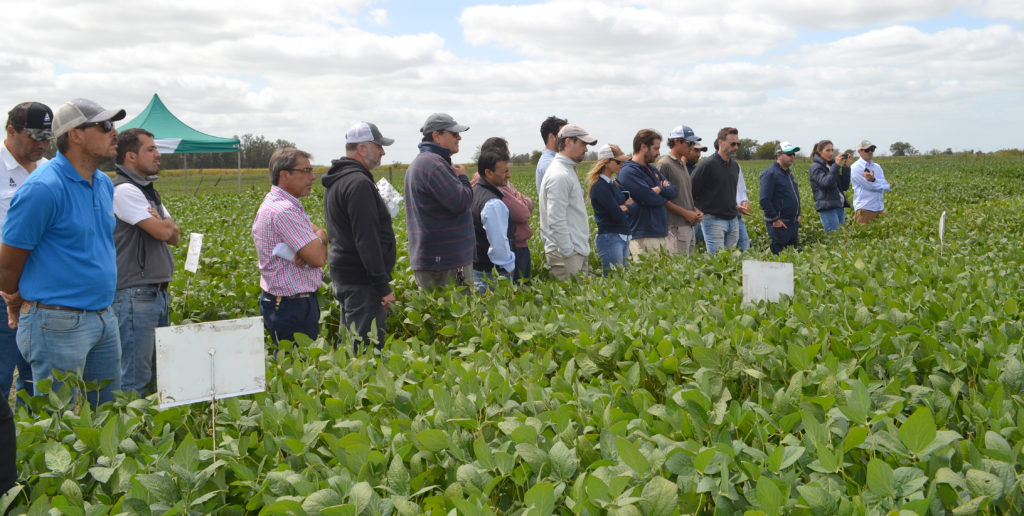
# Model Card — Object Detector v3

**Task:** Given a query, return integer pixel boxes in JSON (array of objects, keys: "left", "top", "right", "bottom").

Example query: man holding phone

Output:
[{"left": 851, "top": 140, "right": 893, "bottom": 224}]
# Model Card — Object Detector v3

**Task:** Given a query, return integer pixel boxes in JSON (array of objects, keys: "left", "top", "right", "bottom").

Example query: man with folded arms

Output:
[
  {"left": 539, "top": 124, "right": 597, "bottom": 280},
  {"left": 0, "top": 98, "right": 126, "bottom": 406},
  {"left": 252, "top": 148, "right": 327, "bottom": 346},
  {"left": 112, "top": 128, "right": 180, "bottom": 395}
]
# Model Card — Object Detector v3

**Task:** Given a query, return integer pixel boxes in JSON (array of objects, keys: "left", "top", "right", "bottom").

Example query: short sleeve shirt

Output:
[
  {"left": 113, "top": 183, "right": 171, "bottom": 224},
  {"left": 0, "top": 142, "right": 47, "bottom": 231},
  {"left": 1, "top": 152, "right": 116, "bottom": 310},
  {"left": 252, "top": 186, "right": 323, "bottom": 296}
]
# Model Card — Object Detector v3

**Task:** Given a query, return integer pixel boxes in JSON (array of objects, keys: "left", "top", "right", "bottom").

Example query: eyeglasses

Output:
[
  {"left": 862, "top": 148, "right": 876, "bottom": 153},
  {"left": 287, "top": 167, "right": 314, "bottom": 174},
  {"left": 728, "top": 142, "right": 739, "bottom": 147},
  {"left": 77, "top": 120, "right": 115, "bottom": 133}
]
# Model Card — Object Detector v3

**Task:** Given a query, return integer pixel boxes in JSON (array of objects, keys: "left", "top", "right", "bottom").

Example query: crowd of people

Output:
[{"left": 0, "top": 100, "right": 895, "bottom": 495}]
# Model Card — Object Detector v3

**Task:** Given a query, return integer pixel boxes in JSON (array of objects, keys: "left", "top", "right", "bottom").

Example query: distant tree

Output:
[
  {"left": 530, "top": 150, "right": 542, "bottom": 165},
  {"left": 889, "top": 141, "right": 919, "bottom": 157},
  {"left": 755, "top": 140, "right": 780, "bottom": 160},
  {"left": 510, "top": 152, "right": 531, "bottom": 164},
  {"left": 736, "top": 138, "right": 758, "bottom": 160},
  {"left": 927, "top": 148, "right": 941, "bottom": 156},
  {"left": 583, "top": 150, "right": 598, "bottom": 162},
  {"left": 943, "top": 148, "right": 954, "bottom": 155}
]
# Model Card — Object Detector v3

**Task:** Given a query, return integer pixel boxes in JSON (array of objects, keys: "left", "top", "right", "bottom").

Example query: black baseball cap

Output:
[{"left": 7, "top": 102, "right": 54, "bottom": 141}]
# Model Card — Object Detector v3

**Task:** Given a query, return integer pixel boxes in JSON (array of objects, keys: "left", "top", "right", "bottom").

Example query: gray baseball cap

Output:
[
  {"left": 420, "top": 113, "right": 469, "bottom": 134},
  {"left": 51, "top": 98, "right": 126, "bottom": 138},
  {"left": 346, "top": 121, "right": 394, "bottom": 146},
  {"left": 558, "top": 123, "right": 597, "bottom": 145}
]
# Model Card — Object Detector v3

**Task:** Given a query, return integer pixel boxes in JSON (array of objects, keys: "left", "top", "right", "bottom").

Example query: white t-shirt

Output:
[
  {"left": 0, "top": 142, "right": 46, "bottom": 229},
  {"left": 113, "top": 183, "right": 171, "bottom": 225}
]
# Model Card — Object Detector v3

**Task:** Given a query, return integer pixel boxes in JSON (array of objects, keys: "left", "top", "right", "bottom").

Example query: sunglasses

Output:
[
  {"left": 728, "top": 142, "right": 739, "bottom": 147},
  {"left": 287, "top": 167, "right": 314, "bottom": 174},
  {"left": 77, "top": 120, "right": 115, "bottom": 132},
  {"left": 862, "top": 148, "right": 876, "bottom": 153},
  {"left": 784, "top": 152, "right": 796, "bottom": 157}
]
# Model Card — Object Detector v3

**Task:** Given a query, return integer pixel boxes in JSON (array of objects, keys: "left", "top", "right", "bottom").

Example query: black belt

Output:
[
  {"left": 263, "top": 291, "right": 314, "bottom": 309},
  {"left": 21, "top": 301, "right": 108, "bottom": 314}
]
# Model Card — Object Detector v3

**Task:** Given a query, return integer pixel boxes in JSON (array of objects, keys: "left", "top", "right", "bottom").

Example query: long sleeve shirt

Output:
[
  {"left": 617, "top": 160, "right": 677, "bottom": 238},
  {"left": 481, "top": 199, "right": 515, "bottom": 272},
  {"left": 759, "top": 162, "right": 801, "bottom": 223},
  {"left": 539, "top": 154, "right": 590, "bottom": 256},
  {"left": 535, "top": 149, "right": 556, "bottom": 193},
  {"left": 850, "top": 159, "right": 891, "bottom": 211},
  {"left": 691, "top": 153, "right": 740, "bottom": 219},
  {"left": 590, "top": 175, "right": 635, "bottom": 235}
]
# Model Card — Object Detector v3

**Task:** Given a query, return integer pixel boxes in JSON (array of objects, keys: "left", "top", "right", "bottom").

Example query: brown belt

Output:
[{"left": 20, "top": 301, "right": 105, "bottom": 314}]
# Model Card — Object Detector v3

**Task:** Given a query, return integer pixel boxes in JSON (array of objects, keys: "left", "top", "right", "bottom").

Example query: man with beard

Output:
[
  {"left": 112, "top": 128, "right": 180, "bottom": 395},
  {"left": 618, "top": 129, "right": 677, "bottom": 257},
  {"left": 657, "top": 125, "right": 703, "bottom": 255},
  {"left": 322, "top": 122, "right": 396, "bottom": 350},
  {"left": 691, "top": 127, "right": 742, "bottom": 254},
  {"left": 539, "top": 124, "right": 597, "bottom": 280},
  {"left": 0, "top": 101, "right": 51, "bottom": 398},
  {"left": 252, "top": 148, "right": 327, "bottom": 346},
  {"left": 0, "top": 98, "right": 126, "bottom": 406}
]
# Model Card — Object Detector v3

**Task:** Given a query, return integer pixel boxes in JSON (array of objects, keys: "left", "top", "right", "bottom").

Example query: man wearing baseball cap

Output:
[
  {"left": 759, "top": 141, "right": 803, "bottom": 254},
  {"left": 0, "top": 98, "right": 126, "bottom": 406},
  {"left": 850, "top": 139, "right": 892, "bottom": 224},
  {"left": 322, "top": 122, "right": 396, "bottom": 350},
  {"left": 404, "top": 113, "right": 474, "bottom": 291},
  {"left": 539, "top": 123, "right": 597, "bottom": 280},
  {"left": 656, "top": 125, "right": 704, "bottom": 255},
  {"left": 0, "top": 101, "right": 52, "bottom": 398}
]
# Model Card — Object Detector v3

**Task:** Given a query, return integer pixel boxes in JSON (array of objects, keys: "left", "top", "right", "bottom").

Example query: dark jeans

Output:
[
  {"left": 0, "top": 395, "right": 16, "bottom": 496},
  {"left": 766, "top": 221, "right": 799, "bottom": 254},
  {"left": 513, "top": 246, "right": 531, "bottom": 282},
  {"left": 0, "top": 299, "right": 32, "bottom": 398},
  {"left": 334, "top": 283, "right": 387, "bottom": 353},
  {"left": 259, "top": 292, "right": 319, "bottom": 345}
]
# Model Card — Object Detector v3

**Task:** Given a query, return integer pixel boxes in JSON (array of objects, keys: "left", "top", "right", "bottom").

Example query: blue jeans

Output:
[
  {"left": 17, "top": 305, "right": 121, "bottom": 406},
  {"left": 334, "top": 283, "right": 387, "bottom": 352},
  {"left": 595, "top": 233, "right": 630, "bottom": 272},
  {"left": 513, "top": 246, "right": 531, "bottom": 282},
  {"left": 472, "top": 268, "right": 512, "bottom": 294},
  {"left": 113, "top": 286, "right": 169, "bottom": 395},
  {"left": 701, "top": 215, "right": 740, "bottom": 254},
  {"left": 818, "top": 208, "right": 845, "bottom": 232},
  {"left": 737, "top": 218, "right": 750, "bottom": 252},
  {"left": 694, "top": 221, "right": 704, "bottom": 243},
  {"left": 259, "top": 292, "right": 320, "bottom": 346},
  {"left": 0, "top": 299, "right": 32, "bottom": 397},
  {"left": 766, "top": 221, "right": 800, "bottom": 254}
]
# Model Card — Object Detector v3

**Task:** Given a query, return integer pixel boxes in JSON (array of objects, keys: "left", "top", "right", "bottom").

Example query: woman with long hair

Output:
[
  {"left": 808, "top": 139, "right": 852, "bottom": 231},
  {"left": 587, "top": 144, "right": 635, "bottom": 272}
]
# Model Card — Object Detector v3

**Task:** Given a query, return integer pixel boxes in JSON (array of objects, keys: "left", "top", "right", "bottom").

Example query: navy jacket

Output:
[
  {"left": 759, "top": 161, "right": 801, "bottom": 223},
  {"left": 808, "top": 155, "right": 851, "bottom": 212},
  {"left": 617, "top": 160, "right": 677, "bottom": 238},
  {"left": 590, "top": 177, "right": 636, "bottom": 235}
]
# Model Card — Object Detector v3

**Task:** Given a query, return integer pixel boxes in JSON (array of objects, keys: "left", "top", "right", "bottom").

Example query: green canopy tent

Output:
[{"left": 119, "top": 93, "right": 242, "bottom": 192}]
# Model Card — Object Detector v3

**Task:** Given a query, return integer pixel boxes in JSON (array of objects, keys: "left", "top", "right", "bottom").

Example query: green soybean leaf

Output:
[
  {"left": 415, "top": 429, "right": 448, "bottom": 452},
  {"left": 615, "top": 436, "right": 650, "bottom": 474},
  {"left": 640, "top": 476, "right": 678, "bottom": 516},
  {"left": 898, "top": 406, "right": 936, "bottom": 455},
  {"left": 866, "top": 458, "right": 894, "bottom": 497},
  {"left": 44, "top": 444, "right": 72, "bottom": 475},
  {"left": 524, "top": 481, "right": 554, "bottom": 516},
  {"left": 548, "top": 441, "right": 578, "bottom": 481},
  {"left": 756, "top": 477, "right": 783, "bottom": 516}
]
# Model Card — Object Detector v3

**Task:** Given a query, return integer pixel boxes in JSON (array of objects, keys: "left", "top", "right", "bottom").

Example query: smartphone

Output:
[{"left": 622, "top": 191, "right": 631, "bottom": 200}]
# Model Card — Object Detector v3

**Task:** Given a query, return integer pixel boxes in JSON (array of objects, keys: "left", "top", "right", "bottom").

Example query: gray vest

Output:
[{"left": 112, "top": 165, "right": 174, "bottom": 290}]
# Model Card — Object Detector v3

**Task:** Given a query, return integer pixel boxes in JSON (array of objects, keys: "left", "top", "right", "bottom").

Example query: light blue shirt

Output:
[
  {"left": 481, "top": 198, "right": 515, "bottom": 272},
  {"left": 850, "top": 159, "right": 891, "bottom": 211},
  {"left": 2, "top": 151, "right": 116, "bottom": 310},
  {"left": 535, "top": 149, "right": 556, "bottom": 192}
]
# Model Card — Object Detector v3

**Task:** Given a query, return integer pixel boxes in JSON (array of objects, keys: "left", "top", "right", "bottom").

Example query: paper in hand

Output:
[
  {"left": 376, "top": 177, "right": 404, "bottom": 218},
  {"left": 273, "top": 242, "right": 296, "bottom": 261}
]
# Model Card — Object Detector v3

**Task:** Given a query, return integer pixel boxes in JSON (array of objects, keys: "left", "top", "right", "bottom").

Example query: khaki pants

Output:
[
  {"left": 667, "top": 224, "right": 696, "bottom": 255},
  {"left": 854, "top": 209, "right": 883, "bottom": 224},
  {"left": 546, "top": 251, "right": 589, "bottom": 280},
  {"left": 413, "top": 264, "right": 472, "bottom": 292},
  {"left": 629, "top": 237, "right": 670, "bottom": 259}
]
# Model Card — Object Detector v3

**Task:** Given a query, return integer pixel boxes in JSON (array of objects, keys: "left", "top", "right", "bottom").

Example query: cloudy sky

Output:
[{"left": 2, "top": 0, "right": 1021, "bottom": 165}]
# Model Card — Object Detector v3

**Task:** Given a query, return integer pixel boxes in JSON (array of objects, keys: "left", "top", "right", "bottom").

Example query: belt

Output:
[
  {"left": 20, "top": 301, "right": 106, "bottom": 314},
  {"left": 262, "top": 291, "right": 314, "bottom": 310}
]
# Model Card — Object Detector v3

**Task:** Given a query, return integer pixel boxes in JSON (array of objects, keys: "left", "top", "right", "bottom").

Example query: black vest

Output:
[
  {"left": 471, "top": 180, "right": 515, "bottom": 272},
  {"left": 112, "top": 166, "right": 174, "bottom": 289}
]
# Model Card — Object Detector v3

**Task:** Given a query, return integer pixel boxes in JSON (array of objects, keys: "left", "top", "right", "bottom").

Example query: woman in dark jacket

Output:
[
  {"left": 808, "top": 140, "right": 852, "bottom": 231},
  {"left": 587, "top": 144, "right": 636, "bottom": 272}
]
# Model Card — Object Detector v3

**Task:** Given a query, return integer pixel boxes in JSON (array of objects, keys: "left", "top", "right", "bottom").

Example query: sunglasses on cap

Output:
[{"left": 77, "top": 120, "right": 116, "bottom": 133}]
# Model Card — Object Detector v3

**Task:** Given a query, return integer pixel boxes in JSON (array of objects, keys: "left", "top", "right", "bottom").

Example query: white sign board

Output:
[
  {"left": 742, "top": 260, "right": 794, "bottom": 304},
  {"left": 156, "top": 316, "right": 266, "bottom": 408},
  {"left": 184, "top": 233, "right": 204, "bottom": 273}
]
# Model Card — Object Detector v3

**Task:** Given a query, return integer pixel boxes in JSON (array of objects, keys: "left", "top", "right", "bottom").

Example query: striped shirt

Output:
[{"left": 252, "top": 186, "right": 323, "bottom": 296}]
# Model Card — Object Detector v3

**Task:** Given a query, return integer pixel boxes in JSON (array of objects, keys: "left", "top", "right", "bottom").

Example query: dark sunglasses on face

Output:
[
  {"left": 77, "top": 120, "right": 115, "bottom": 132},
  {"left": 728, "top": 142, "right": 739, "bottom": 147},
  {"left": 784, "top": 152, "right": 796, "bottom": 157}
]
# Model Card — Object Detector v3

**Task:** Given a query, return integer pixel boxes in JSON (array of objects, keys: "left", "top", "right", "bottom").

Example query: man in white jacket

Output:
[{"left": 538, "top": 124, "right": 596, "bottom": 280}]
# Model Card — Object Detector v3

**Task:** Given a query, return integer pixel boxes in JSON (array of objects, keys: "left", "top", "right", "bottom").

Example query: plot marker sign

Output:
[{"left": 743, "top": 260, "right": 794, "bottom": 304}]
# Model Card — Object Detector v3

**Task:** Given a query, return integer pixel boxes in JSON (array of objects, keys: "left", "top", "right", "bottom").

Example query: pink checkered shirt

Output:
[{"left": 252, "top": 186, "right": 323, "bottom": 296}]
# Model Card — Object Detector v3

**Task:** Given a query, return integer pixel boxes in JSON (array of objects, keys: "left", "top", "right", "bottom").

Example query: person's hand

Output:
[
  {"left": 147, "top": 206, "right": 161, "bottom": 219},
  {"left": 293, "top": 255, "right": 308, "bottom": 267},
  {"left": 695, "top": 208, "right": 704, "bottom": 223},
  {"left": 652, "top": 185, "right": 662, "bottom": 194},
  {"left": 1, "top": 290, "right": 22, "bottom": 329},
  {"left": 453, "top": 164, "right": 468, "bottom": 177},
  {"left": 798, "top": 215, "right": 803, "bottom": 224},
  {"left": 772, "top": 220, "right": 787, "bottom": 229},
  {"left": 624, "top": 198, "right": 634, "bottom": 206},
  {"left": 737, "top": 203, "right": 752, "bottom": 216},
  {"left": 863, "top": 169, "right": 875, "bottom": 181},
  {"left": 381, "top": 292, "right": 396, "bottom": 309},
  {"left": 661, "top": 180, "right": 671, "bottom": 188},
  {"left": 620, "top": 204, "right": 629, "bottom": 212}
]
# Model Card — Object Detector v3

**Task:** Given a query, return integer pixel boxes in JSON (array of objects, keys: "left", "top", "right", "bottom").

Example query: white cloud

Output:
[{"left": 370, "top": 9, "right": 390, "bottom": 26}]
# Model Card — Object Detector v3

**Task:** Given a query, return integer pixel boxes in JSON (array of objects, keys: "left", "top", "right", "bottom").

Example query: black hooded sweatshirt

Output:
[{"left": 321, "top": 157, "right": 396, "bottom": 297}]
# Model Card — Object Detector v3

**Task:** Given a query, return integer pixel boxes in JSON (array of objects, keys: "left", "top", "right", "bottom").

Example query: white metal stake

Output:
[
  {"left": 209, "top": 347, "right": 217, "bottom": 450},
  {"left": 939, "top": 211, "right": 947, "bottom": 257}
]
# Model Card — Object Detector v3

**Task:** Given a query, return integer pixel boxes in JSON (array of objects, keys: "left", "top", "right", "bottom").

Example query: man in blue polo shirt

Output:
[{"left": 0, "top": 98, "right": 125, "bottom": 406}]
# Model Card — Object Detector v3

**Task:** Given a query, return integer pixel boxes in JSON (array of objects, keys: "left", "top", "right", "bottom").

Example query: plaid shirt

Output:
[{"left": 252, "top": 186, "right": 323, "bottom": 296}]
